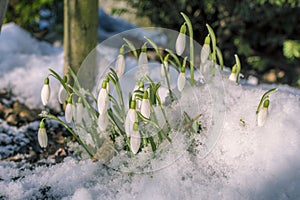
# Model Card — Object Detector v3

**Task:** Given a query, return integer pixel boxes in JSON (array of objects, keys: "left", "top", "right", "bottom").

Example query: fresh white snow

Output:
[{"left": 0, "top": 23, "right": 300, "bottom": 200}]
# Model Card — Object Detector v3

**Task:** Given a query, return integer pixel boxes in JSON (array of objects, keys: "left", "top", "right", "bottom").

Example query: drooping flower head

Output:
[
  {"left": 176, "top": 23, "right": 186, "bottom": 56},
  {"left": 65, "top": 95, "right": 73, "bottom": 123},
  {"left": 97, "top": 79, "right": 109, "bottom": 115},
  {"left": 137, "top": 42, "right": 149, "bottom": 79},
  {"left": 201, "top": 34, "right": 211, "bottom": 63},
  {"left": 177, "top": 57, "right": 187, "bottom": 92},
  {"left": 38, "top": 119, "right": 48, "bottom": 148},
  {"left": 58, "top": 76, "right": 67, "bottom": 104},
  {"left": 229, "top": 64, "right": 237, "bottom": 82},
  {"left": 257, "top": 99, "right": 269, "bottom": 127},
  {"left": 140, "top": 90, "right": 151, "bottom": 119},
  {"left": 125, "top": 99, "right": 137, "bottom": 137},
  {"left": 41, "top": 77, "right": 51, "bottom": 106},
  {"left": 115, "top": 45, "right": 126, "bottom": 78},
  {"left": 130, "top": 121, "right": 141, "bottom": 154}
]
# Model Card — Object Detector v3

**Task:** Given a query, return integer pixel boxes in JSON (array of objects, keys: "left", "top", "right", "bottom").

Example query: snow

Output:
[{"left": 0, "top": 23, "right": 300, "bottom": 199}]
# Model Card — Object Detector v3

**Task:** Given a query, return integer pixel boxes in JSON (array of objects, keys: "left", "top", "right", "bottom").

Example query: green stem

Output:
[
  {"left": 181, "top": 12, "right": 194, "bottom": 86},
  {"left": 44, "top": 114, "right": 93, "bottom": 158}
]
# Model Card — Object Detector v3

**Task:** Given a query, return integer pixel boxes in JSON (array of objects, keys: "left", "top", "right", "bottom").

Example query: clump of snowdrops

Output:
[{"left": 38, "top": 13, "right": 277, "bottom": 163}]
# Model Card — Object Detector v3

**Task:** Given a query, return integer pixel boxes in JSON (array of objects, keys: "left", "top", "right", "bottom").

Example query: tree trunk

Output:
[
  {"left": 64, "top": 0, "right": 98, "bottom": 86},
  {"left": 0, "top": 0, "right": 9, "bottom": 31}
]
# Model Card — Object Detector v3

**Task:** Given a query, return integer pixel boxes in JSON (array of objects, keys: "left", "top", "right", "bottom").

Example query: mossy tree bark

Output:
[{"left": 64, "top": 0, "right": 98, "bottom": 85}]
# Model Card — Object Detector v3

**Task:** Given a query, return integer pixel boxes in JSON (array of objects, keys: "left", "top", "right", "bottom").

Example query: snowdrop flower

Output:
[
  {"left": 228, "top": 65, "right": 237, "bottom": 82},
  {"left": 58, "top": 76, "right": 67, "bottom": 104},
  {"left": 41, "top": 77, "right": 51, "bottom": 106},
  {"left": 201, "top": 35, "right": 210, "bottom": 63},
  {"left": 257, "top": 99, "right": 269, "bottom": 127},
  {"left": 97, "top": 79, "right": 109, "bottom": 115},
  {"left": 98, "top": 111, "right": 109, "bottom": 131},
  {"left": 176, "top": 23, "right": 186, "bottom": 56},
  {"left": 130, "top": 121, "right": 141, "bottom": 154},
  {"left": 177, "top": 63, "right": 186, "bottom": 92},
  {"left": 65, "top": 95, "right": 73, "bottom": 123},
  {"left": 125, "top": 100, "right": 137, "bottom": 137},
  {"left": 140, "top": 91, "right": 150, "bottom": 119},
  {"left": 75, "top": 98, "right": 83, "bottom": 123},
  {"left": 115, "top": 46, "right": 126, "bottom": 78},
  {"left": 38, "top": 120, "right": 48, "bottom": 148},
  {"left": 136, "top": 42, "right": 149, "bottom": 78},
  {"left": 132, "top": 81, "right": 144, "bottom": 110}
]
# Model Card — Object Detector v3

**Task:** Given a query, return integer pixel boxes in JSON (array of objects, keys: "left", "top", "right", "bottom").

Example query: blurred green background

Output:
[{"left": 4, "top": 0, "right": 300, "bottom": 86}]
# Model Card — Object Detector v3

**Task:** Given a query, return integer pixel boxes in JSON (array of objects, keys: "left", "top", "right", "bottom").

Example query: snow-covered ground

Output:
[{"left": 0, "top": 23, "right": 300, "bottom": 200}]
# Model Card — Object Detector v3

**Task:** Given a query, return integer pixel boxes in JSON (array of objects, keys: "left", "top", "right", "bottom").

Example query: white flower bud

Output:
[
  {"left": 228, "top": 72, "right": 237, "bottom": 82},
  {"left": 177, "top": 72, "right": 186, "bottom": 92},
  {"left": 97, "top": 81, "right": 109, "bottom": 115},
  {"left": 125, "top": 101, "right": 137, "bottom": 137},
  {"left": 58, "top": 85, "right": 67, "bottom": 104},
  {"left": 116, "top": 54, "right": 126, "bottom": 78},
  {"left": 41, "top": 77, "right": 50, "bottom": 106},
  {"left": 140, "top": 91, "right": 150, "bottom": 119},
  {"left": 130, "top": 122, "right": 141, "bottom": 154},
  {"left": 201, "top": 44, "right": 210, "bottom": 63},
  {"left": 38, "top": 121, "right": 48, "bottom": 148},
  {"left": 65, "top": 102, "right": 73, "bottom": 123},
  {"left": 257, "top": 100, "right": 269, "bottom": 127}
]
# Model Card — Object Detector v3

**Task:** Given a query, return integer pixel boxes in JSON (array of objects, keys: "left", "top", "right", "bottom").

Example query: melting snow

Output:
[{"left": 0, "top": 23, "right": 300, "bottom": 200}]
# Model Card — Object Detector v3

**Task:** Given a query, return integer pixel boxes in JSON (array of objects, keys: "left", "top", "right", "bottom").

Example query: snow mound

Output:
[
  {"left": 0, "top": 23, "right": 300, "bottom": 200},
  {"left": 0, "top": 23, "right": 63, "bottom": 110}
]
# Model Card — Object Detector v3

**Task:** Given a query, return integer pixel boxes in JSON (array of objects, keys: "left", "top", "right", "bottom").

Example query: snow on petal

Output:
[{"left": 177, "top": 72, "right": 186, "bottom": 92}]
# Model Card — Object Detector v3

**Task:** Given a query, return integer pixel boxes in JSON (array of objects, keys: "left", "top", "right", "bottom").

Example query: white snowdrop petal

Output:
[
  {"left": 76, "top": 103, "right": 83, "bottom": 123},
  {"left": 229, "top": 73, "right": 237, "bottom": 82},
  {"left": 141, "top": 99, "right": 150, "bottom": 119},
  {"left": 176, "top": 33, "right": 185, "bottom": 56},
  {"left": 97, "top": 88, "right": 109, "bottom": 115},
  {"left": 201, "top": 44, "right": 210, "bottom": 63},
  {"left": 58, "top": 85, "right": 67, "bottom": 104},
  {"left": 125, "top": 109, "right": 137, "bottom": 137},
  {"left": 138, "top": 52, "right": 148, "bottom": 67},
  {"left": 177, "top": 72, "right": 186, "bottom": 92},
  {"left": 41, "top": 84, "right": 51, "bottom": 106},
  {"left": 116, "top": 54, "right": 126, "bottom": 78},
  {"left": 98, "top": 112, "right": 109, "bottom": 131},
  {"left": 257, "top": 108, "right": 268, "bottom": 127},
  {"left": 38, "top": 127, "right": 48, "bottom": 148},
  {"left": 65, "top": 103, "right": 73, "bottom": 123},
  {"left": 130, "top": 129, "right": 141, "bottom": 154}
]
